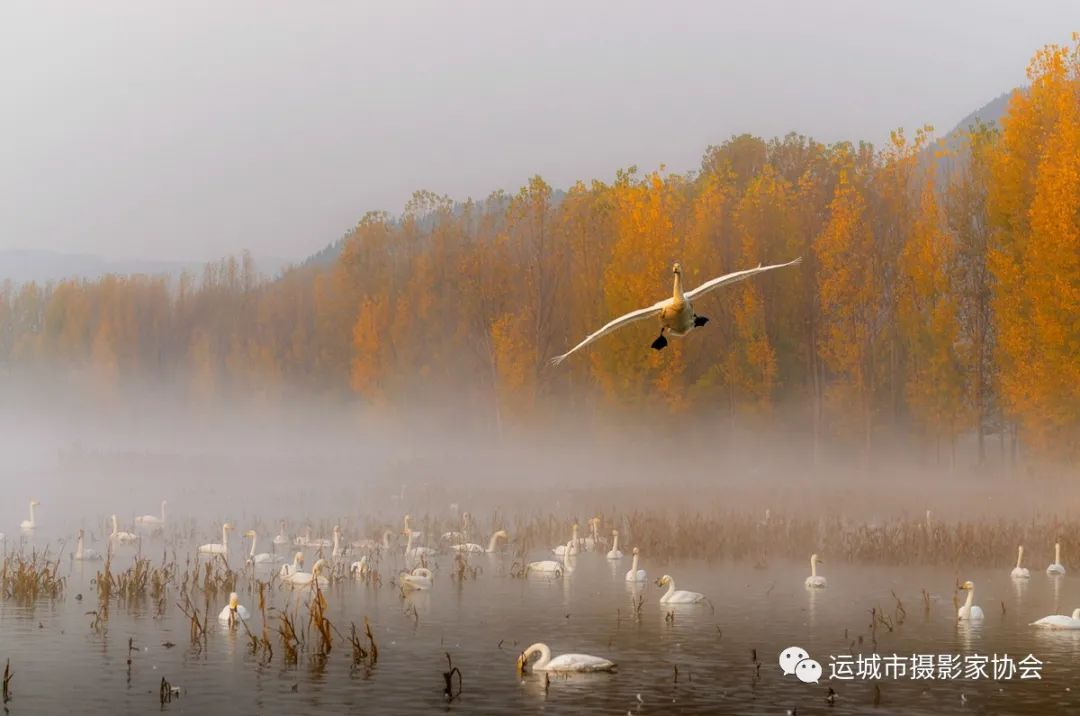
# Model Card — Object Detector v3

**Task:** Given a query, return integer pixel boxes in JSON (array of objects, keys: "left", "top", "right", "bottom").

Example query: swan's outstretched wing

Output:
[
  {"left": 550, "top": 303, "right": 663, "bottom": 366},
  {"left": 684, "top": 257, "right": 802, "bottom": 302}
]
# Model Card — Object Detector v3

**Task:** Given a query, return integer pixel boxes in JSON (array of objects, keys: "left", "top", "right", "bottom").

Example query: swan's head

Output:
[
  {"left": 244, "top": 530, "right": 256, "bottom": 538},
  {"left": 30, "top": 500, "right": 40, "bottom": 507},
  {"left": 493, "top": 530, "right": 508, "bottom": 539},
  {"left": 632, "top": 547, "right": 640, "bottom": 555},
  {"left": 656, "top": 575, "right": 672, "bottom": 587},
  {"left": 312, "top": 559, "right": 328, "bottom": 575},
  {"left": 672, "top": 262, "right": 682, "bottom": 275},
  {"left": 228, "top": 592, "right": 239, "bottom": 609},
  {"left": 1073, "top": 608, "right": 1080, "bottom": 620},
  {"left": 811, "top": 553, "right": 822, "bottom": 564},
  {"left": 333, "top": 525, "right": 341, "bottom": 535},
  {"left": 78, "top": 528, "right": 85, "bottom": 538},
  {"left": 295, "top": 552, "right": 305, "bottom": 564},
  {"left": 959, "top": 580, "right": 975, "bottom": 591},
  {"left": 223, "top": 523, "right": 233, "bottom": 531},
  {"left": 612, "top": 529, "right": 619, "bottom": 536}
]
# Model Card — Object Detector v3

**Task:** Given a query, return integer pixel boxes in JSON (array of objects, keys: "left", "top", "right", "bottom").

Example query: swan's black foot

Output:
[
  {"left": 694, "top": 315, "right": 710, "bottom": 327},
  {"left": 650, "top": 334, "right": 668, "bottom": 351}
]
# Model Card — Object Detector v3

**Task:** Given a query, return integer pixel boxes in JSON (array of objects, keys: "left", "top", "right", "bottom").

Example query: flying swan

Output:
[
  {"left": 550, "top": 258, "right": 802, "bottom": 365},
  {"left": 517, "top": 643, "right": 616, "bottom": 673}
]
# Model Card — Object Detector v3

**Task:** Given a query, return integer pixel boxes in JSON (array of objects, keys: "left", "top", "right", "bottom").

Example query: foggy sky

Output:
[{"left": 2, "top": 1, "right": 1078, "bottom": 263}]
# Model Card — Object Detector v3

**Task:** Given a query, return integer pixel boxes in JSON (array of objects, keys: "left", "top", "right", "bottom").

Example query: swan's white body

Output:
[
  {"left": 606, "top": 530, "right": 623, "bottom": 560},
  {"left": 134, "top": 500, "right": 166, "bottom": 528},
  {"left": 217, "top": 592, "right": 250, "bottom": 623},
  {"left": 404, "top": 531, "right": 436, "bottom": 559},
  {"left": 75, "top": 529, "right": 102, "bottom": 561},
  {"left": 273, "top": 521, "right": 289, "bottom": 546},
  {"left": 625, "top": 548, "right": 646, "bottom": 582},
  {"left": 350, "top": 556, "right": 369, "bottom": 578},
  {"left": 805, "top": 553, "right": 827, "bottom": 589},
  {"left": 550, "top": 258, "right": 802, "bottom": 365},
  {"left": 957, "top": 581, "right": 984, "bottom": 621},
  {"left": 285, "top": 558, "right": 329, "bottom": 588},
  {"left": 1032, "top": 608, "right": 1080, "bottom": 629},
  {"left": 517, "top": 643, "right": 616, "bottom": 673},
  {"left": 657, "top": 575, "right": 705, "bottom": 604},
  {"left": 400, "top": 567, "right": 433, "bottom": 591},
  {"left": 198, "top": 523, "right": 232, "bottom": 557},
  {"left": 1011, "top": 545, "right": 1030, "bottom": 579},
  {"left": 1048, "top": 543, "right": 1066, "bottom": 575},
  {"left": 526, "top": 560, "right": 564, "bottom": 577},
  {"left": 20, "top": 500, "right": 39, "bottom": 530},
  {"left": 553, "top": 524, "right": 580, "bottom": 557},
  {"left": 280, "top": 552, "right": 304, "bottom": 578},
  {"left": 452, "top": 529, "right": 507, "bottom": 554},
  {"left": 110, "top": 514, "right": 138, "bottom": 544},
  {"left": 244, "top": 530, "right": 280, "bottom": 564}
]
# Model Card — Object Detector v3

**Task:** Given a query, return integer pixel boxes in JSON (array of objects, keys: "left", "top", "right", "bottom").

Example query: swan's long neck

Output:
[
  {"left": 383, "top": 530, "right": 392, "bottom": 549},
  {"left": 249, "top": 533, "right": 257, "bottom": 558},
  {"left": 612, "top": 532, "right": 619, "bottom": 552},
  {"left": 279, "top": 521, "right": 286, "bottom": 538},
  {"left": 630, "top": 551, "right": 639, "bottom": 573},
  {"left": 111, "top": 515, "right": 118, "bottom": 536},
  {"left": 1016, "top": 546, "right": 1023, "bottom": 569},
  {"left": 160, "top": 501, "right": 167, "bottom": 521},
  {"left": 529, "top": 643, "right": 551, "bottom": 670},
  {"left": 333, "top": 530, "right": 340, "bottom": 554},
  {"left": 405, "top": 531, "right": 414, "bottom": 554},
  {"left": 221, "top": 525, "right": 229, "bottom": 554},
  {"left": 673, "top": 271, "right": 684, "bottom": 301},
  {"left": 487, "top": 531, "right": 503, "bottom": 552},
  {"left": 664, "top": 578, "right": 676, "bottom": 600},
  {"left": 1056, "top": 543, "right": 1062, "bottom": 564},
  {"left": 963, "top": 588, "right": 974, "bottom": 617},
  {"left": 1072, "top": 608, "right": 1080, "bottom": 620},
  {"left": 77, "top": 532, "right": 85, "bottom": 558},
  {"left": 810, "top": 556, "right": 817, "bottom": 578},
  {"left": 29, "top": 502, "right": 36, "bottom": 524}
]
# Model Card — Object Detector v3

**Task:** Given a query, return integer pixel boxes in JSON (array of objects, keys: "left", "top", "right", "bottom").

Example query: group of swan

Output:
[{"left": 550, "top": 258, "right": 802, "bottom": 365}]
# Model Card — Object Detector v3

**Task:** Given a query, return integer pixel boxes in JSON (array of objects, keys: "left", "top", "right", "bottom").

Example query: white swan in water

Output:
[
  {"left": 553, "top": 524, "right": 580, "bottom": 557},
  {"left": 625, "top": 547, "right": 646, "bottom": 582},
  {"left": 198, "top": 523, "right": 232, "bottom": 557},
  {"left": 352, "top": 529, "right": 395, "bottom": 553},
  {"left": 516, "top": 643, "right": 616, "bottom": 673},
  {"left": 244, "top": 530, "right": 281, "bottom": 564},
  {"left": 280, "top": 552, "right": 304, "bottom": 578},
  {"left": 606, "top": 530, "right": 623, "bottom": 560},
  {"left": 1031, "top": 608, "right": 1080, "bottom": 629},
  {"left": 75, "top": 529, "right": 102, "bottom": 561},
  {"left": 1011, "top": 545, "right": 1030, "bottom": 579},
  {"left": 550, "top": 258, "right": 802, "bottom": 364},
  {"left": 110, "top": 514, "right": 138, "bottom": 544},
  {"left": 400, "top": 567, "right": 434, "bottom": 591},
  {"left": 273, "top": 521, "right": 289, "bottom": 547},
  {"left": 20, "top": 500, "right": 39, "bottom": 530},
  {"left": 452, "top": 530, "right": 508, "bottom": 554},
  {"left": 296, "top": 527, "right": 331, "bottom": 549},
  {"left": 957, "top": 581, "right": 984, "bottom": 621},
  {"left": 1047, "top": 542, "right": 1066, "bottom": 575},
  {"left": 285, "top": 558, "right": 329, "bottom": 589},
  {"left": 657, "top": 575, "right": 705, "bottom": 604},
  {"left": 350, "top": 556, "right": 369, "bottom": 579},
  {"left": 217, "top": 592, "right": 250, "bottom": 623},
  {"left": 404, "top": 530, "right": 436, "bottom": 560},
  {"left": 582, "top": 518, "right": 605, "bottom": 551},
  {"left": 403, "top": 514, "right": 423, "bottom": 540},
  {"left": 805, "top": 554, "right": 827, "bottom": 588},
  {"left": 526, "top": 559, "right": 564, "bottom": 577},
  {"left": 134, "top": 500, "right": 166, "bottom": 528}
]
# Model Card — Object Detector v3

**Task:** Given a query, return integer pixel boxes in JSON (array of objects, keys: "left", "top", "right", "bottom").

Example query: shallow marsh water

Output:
[{"left": 2, "top": 536, "right": 1080, "bottom": 715}]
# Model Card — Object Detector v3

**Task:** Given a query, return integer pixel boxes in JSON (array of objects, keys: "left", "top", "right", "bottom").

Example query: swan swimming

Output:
[
  {"left": 606, "top": 530, "right": 623, "bottom": 560},
  {"left": 404, "top": 530, "right": 436, "bottom": 560},
  {"left": 1011, "top": 545, "right": 1030, "bottom": 580},
  {"left": 516, "top": 643, "right": 616, "bottom": 673},
  {"left": 1031, "top": 608, "right": 1080, "bottom": 629},
  {"left": 957, "top": 581, "right": 984, "bottom": 621},
  {"left": 20, "top": 500, "right": 39, "bottom": 530},
  {"left": 273, "top": 521, "right": 289, "bottom": 547},
  {"left": 805, "top": 554, "right": 827, "bottom": 589},
  {"left": 657, "top": 575, "right": 705, "bottom": 604},
  {"left": 244, "top": 530, "right": 281, "bottom": 564},
  {"left": 110, "top": 514, "right": 138, "bottom": 544},
  {"left": 452, "top": 529, "right": 508, "bottom": 554},
  {"left": 552, "top": 524, "right": 580, "bottom": 557},
  {"left": 1047, "top": 542, "right": 1066, "bottom": 575},
  {"left": 285, "top": 558, "right": 329, "bottom": 588},
  {"left": 400, "top": 566, "right": 434, "bottom": 591},
  {"left": 550, "top": 258, "right": 802, "bottom": 365},
  {"left": 198, "top": 523, "right": 232, "bottom": 557},
  {"left": 625, "top": 547, "right": 647, "bottom": 582},
  {"left": 74, "top": 528, "right": 102, "bottom": 561},
  {"left": 280, "top": 551, "right": 304, "bottom": 578},
  {"left": 350, "top": 556, "right": 369, "bottom": 579},
  {"left": 582, "top": 517, "right": 605, "bottom": 551},
  {"left": 217, "top": 592, "right": 250, "bottom": 623},
  {"left": 134, "top": 500, "right": 166, "bottom": 528}
]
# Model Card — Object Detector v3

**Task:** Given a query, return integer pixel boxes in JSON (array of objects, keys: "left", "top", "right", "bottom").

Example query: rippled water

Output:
[{"left": 3, "top": 534, "right": 1080, "bottom": 715}]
